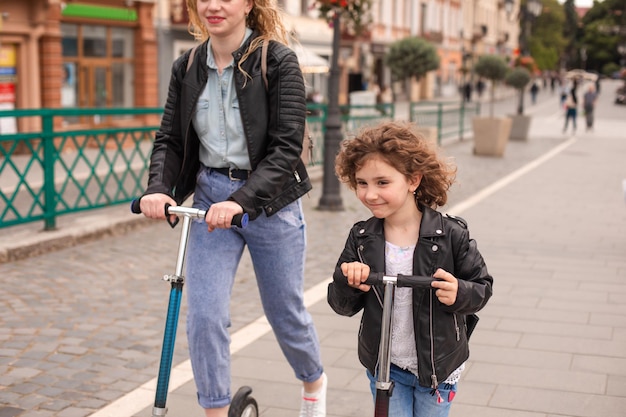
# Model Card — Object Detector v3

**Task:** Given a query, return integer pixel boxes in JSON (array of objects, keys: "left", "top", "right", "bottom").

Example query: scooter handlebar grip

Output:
[
  {"left": 231, "top": 213, "right": 249, "bottom": 228},
  {"left": 364, "top": 272, "right": 384, "bottom": 286},
  {"left": 364, "top": 272, "right": 435, "bottom": 288},
  {"left": 130, "top": 198, "right": 142, "bottom": 214}
]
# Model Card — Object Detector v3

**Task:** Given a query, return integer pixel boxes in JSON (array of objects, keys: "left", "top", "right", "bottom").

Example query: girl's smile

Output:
[{"left": 355, "top": 155, "right": 421, "bottom": 220}]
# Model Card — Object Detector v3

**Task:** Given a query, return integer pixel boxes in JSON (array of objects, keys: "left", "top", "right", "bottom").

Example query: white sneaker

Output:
[{"left": 299, "top": 373, "right": 327, "bottom": 417}]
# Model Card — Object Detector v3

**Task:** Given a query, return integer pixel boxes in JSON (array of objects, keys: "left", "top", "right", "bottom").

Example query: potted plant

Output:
[
  {"left": 385, "top": 37, "right": 440, "bottom": 142},
  {"left": 385, "top": 37, "right": 440, "bottom": 100},
  {"left": 314, "top": 0, "right": 373, "bottom": 35},
  {"left": 505, "top": 66, "right": 533, "bottom": 140},
  {"left": 472, "top": 54, "right": 512, "bottom": 157}
]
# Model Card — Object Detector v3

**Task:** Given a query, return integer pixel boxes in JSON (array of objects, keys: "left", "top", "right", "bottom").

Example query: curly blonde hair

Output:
[
  {"left": 335, "top": 121, "right": 457, "bottom": 208},
  {"left": 185, "top": 0, "right": 291, "bottom": 50},
  {"left": 184, "top": 0, "right": 293, "bottom": 82}
]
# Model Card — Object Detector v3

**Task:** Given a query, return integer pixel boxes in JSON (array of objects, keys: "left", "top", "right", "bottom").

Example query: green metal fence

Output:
[
  {"left": 0, "top": 104, "right": 393, "bottom": 230},
  {"left": 0, "top": 107, "right": 160, "bottom": 230},
  {"left": 409, "top": 101, "right": 481, "bottom": 145}
]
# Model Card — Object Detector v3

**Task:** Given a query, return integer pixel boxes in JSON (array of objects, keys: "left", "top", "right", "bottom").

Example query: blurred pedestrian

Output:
[
  {"left": 563, "top": 89, "right": 578, "bottom": 134},
  {"left": 463, "top": 81, "right": 472, "bottom": 102},
  {"left": 559, "top": 82, "right": 570, "bottom": 109},
  {"left": 137, "top": 0, "right": 327, "bottom": 416},
  {"left": 583, "top": 84, "right": 598, "bottom": 131},
  {"left": 530, "top": 81, "right": 539, "bottom": 105},
  {"left": 476, "top": 78, "right": 485, "bottom": 99}
]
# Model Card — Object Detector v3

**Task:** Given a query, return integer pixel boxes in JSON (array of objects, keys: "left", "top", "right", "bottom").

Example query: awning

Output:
[
  {"left": 291, "top": 44, "right": 330, "bottom": 74},
  {"left": 565, "top": 69, "right": 598, "bottom": 82}
]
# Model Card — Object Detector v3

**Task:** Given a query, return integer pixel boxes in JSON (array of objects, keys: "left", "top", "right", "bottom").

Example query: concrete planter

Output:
[
  {"left": 472, "top": 116, "right": 512, "bottom": 157},
  {"left": 508, "top": 114, "right": 532, "bottom": 141}
]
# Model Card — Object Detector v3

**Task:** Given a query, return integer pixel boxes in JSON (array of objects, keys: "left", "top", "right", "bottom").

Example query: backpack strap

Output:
[{"left": 186, "top": 45, "right": 199, "bottom": 73}]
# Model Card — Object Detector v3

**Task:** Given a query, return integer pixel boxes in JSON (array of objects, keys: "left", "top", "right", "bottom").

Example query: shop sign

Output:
[{"left": 0, "top": 44, "right": 17, "bottom": 134}]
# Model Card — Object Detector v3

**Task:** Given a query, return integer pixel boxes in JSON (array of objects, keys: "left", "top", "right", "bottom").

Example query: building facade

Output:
[
  {"left": 462, "top": 0, "right": 520, "bottom": 85},
  {"left": 1, "top": 0, "right": 158, "bottom": 132},
  {"left": 0, "top": 0, "right": 522, "bottom": 133}
]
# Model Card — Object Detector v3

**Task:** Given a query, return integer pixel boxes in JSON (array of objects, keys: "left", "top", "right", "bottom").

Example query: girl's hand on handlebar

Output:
[
  {"left": 431, "top": 268, "right": 458, "bottom": 306},
  {"left": 140, "top": 193, "right": 177, "bottom": 223},
  {"left": 340, "top": 262, "right": 371, "bottom": 292},
  {"left": 205, "top": 201, "right": 244, "bottom": 232}
]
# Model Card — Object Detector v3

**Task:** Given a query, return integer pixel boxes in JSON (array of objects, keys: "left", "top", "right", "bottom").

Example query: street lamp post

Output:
[
  {"left": 522, "top": 0, "right": 542, "bottom": 56},
  {"left": 619, "top": 43, "right": 626, "bottom": 67},
  {"left": 516, "top": 0, "right": 541, "bottom": 115},
  {"left": 317, "top": 12, "right": 344, "bottom": 211}
]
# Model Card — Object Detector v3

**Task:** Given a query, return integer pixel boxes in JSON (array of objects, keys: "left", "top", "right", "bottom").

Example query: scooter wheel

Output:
[{"left": 228, "top": 386, "right": 258, "bottom": 417}]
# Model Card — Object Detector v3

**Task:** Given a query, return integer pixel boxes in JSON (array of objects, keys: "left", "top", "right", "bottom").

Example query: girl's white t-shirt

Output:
[{"left": 385, "top": 241, "right": 464, "bottom": 384}]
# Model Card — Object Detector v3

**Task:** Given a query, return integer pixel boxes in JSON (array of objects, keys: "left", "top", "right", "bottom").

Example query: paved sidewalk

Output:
[
  {"left": 125, "top": 116, "right": 626, "bottom": 417},
  {"left": 1, "top": 84, "right": 625, "bottom": 417}
]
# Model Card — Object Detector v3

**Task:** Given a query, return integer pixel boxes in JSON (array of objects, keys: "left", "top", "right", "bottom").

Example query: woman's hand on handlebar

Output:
[
  {"left": 340, "top": 262, "right": 371, "bottom": 292},
  {"left": 205, "top": 201, "right": 244, "bottom": 232},
  {"left": 140, "top": 193, "right": 177, "bottom": 224},
  {"left": 431, "top": 268, "right": 458, "bottom": 306}
]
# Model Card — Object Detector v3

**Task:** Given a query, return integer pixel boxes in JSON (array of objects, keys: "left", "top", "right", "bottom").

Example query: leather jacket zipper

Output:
[
  {"left": 358, "top": 244, "right": 383, "bottom": 306},
  {"left": 429, "top": 288, "right": 437, "bottom": 390}
]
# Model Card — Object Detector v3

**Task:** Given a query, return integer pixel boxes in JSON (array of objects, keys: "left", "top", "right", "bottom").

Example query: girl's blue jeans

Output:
[
  {"left": 367, "top": 364, "right": 457, "bottom": 417},
  {"left": 186, "top": 167, "right": 323, "bottom": 409}
]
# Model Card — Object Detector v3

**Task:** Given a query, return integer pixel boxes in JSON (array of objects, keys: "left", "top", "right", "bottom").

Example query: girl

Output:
[
  {"left": 328, "top": 122, "right": 493, "bottom": 417},
  {"left": 138, "top": 0, "right": 326, "bottom": 416}
]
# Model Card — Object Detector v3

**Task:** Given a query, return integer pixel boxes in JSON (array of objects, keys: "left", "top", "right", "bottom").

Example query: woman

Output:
[{"left": 138, "top": 1, "right": 326, "bottom": 416}]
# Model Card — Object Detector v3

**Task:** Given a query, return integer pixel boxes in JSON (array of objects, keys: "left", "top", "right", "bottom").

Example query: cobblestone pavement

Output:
[{"left": 1, "top": 81, "right": 625, "bottom": 417}]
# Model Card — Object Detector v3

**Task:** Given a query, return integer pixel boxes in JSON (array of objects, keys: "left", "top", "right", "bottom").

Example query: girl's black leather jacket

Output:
[
  {"left": 327, "top": 205, "right": 493, "bottom": 389},
  {"left": 144, "top": 31, "right": 311, "bottom": 220}
]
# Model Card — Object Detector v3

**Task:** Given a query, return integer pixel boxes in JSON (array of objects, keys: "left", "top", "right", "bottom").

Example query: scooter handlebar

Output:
[
  {"left": 130, "top": 199, "right": 248, "bottom": 228},
  {"left": 364, "top": 272, "right": 435, "bottom": 289}
]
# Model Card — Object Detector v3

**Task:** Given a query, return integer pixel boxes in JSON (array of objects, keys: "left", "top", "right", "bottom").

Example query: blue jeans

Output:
[
  {"left": 186, "top": 167, "right": 323, "bottom": 409},
  {"left": 564, "top": 108, "right": 577, "bottom": 131},
  {"left": 367, "top": 364, "right": 457, "bottom": 417}
]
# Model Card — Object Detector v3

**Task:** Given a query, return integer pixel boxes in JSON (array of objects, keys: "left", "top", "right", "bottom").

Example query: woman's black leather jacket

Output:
[
  {"left": 327, "top": 205, "right": 493, "bottom": 389},
  {"left": 144, "top": 31, "right": 311, "bottom": 220}
]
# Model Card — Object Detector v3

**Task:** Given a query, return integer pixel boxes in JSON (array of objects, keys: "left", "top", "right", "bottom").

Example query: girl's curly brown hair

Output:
[{"left": 335, "top": 121, "right": 457, "bottom": 208}]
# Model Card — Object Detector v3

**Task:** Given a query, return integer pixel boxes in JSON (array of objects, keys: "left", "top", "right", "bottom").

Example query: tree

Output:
[
  {"left": 562, "top": 0, "right": 581, "bottom": 69},
  {"left": 505, "top": 67, "right": 532, "bottom": 115},
  {"left": 527, "top": 0, "right": 567, "bottom": 70},
  {"left": 578, "top": 0, "right": 626, "bottom": 73},
  {"left": 384, "top": 37, "right": 439, "bottom": 99},
  {"left": 474, "top": 55, "right": 508, "bottom": 117}
]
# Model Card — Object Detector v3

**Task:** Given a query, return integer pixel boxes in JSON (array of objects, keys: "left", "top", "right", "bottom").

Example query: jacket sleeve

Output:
[
  {"left": 144, "top": 55, "right": 188, "bottom": 197},
  {"left": 444, "top": 225, "right": 493, "bottom": 315},
  {"left": 327, "top": 227, "right": 368, "bottom": 317},
  {"left": 228, "top": 43, "right": 306, "bottom": 219}
]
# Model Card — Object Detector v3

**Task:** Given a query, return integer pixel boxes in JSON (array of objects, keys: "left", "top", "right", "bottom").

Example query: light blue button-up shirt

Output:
[{"left": 193, "top": 28, "right": 252, "bottom": 170}]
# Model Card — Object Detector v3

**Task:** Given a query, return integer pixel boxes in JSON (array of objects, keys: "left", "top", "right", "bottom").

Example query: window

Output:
[{"left": 60, "top": 23, "right": 134, "bottom": 114}]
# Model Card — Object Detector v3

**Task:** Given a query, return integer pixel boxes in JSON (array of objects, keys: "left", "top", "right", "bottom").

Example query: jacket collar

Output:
[
  {"left": 194, "top": 29, "right": 261, "bottom": 70},
  {"left": 356, "top": 204, "right": 446, "bottom": 239},
  {"left": 419, "top": 205, "right": 446, "bottom": 238}
]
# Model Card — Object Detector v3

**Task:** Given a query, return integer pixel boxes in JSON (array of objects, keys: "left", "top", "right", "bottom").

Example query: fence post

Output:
[
  {"left": 437, "top": 103, "right": 443, "bottom": 145},
  {"left": 460, "top": 101, "right": 466, "bottom": 141},
  {"left": 41, "top": 110, "right": 57, "bottom": 230}
]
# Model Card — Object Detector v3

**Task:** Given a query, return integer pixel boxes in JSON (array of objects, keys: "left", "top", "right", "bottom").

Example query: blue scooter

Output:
[{"left": 131, "top": 200, "right": 256, "bottom": 417}]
